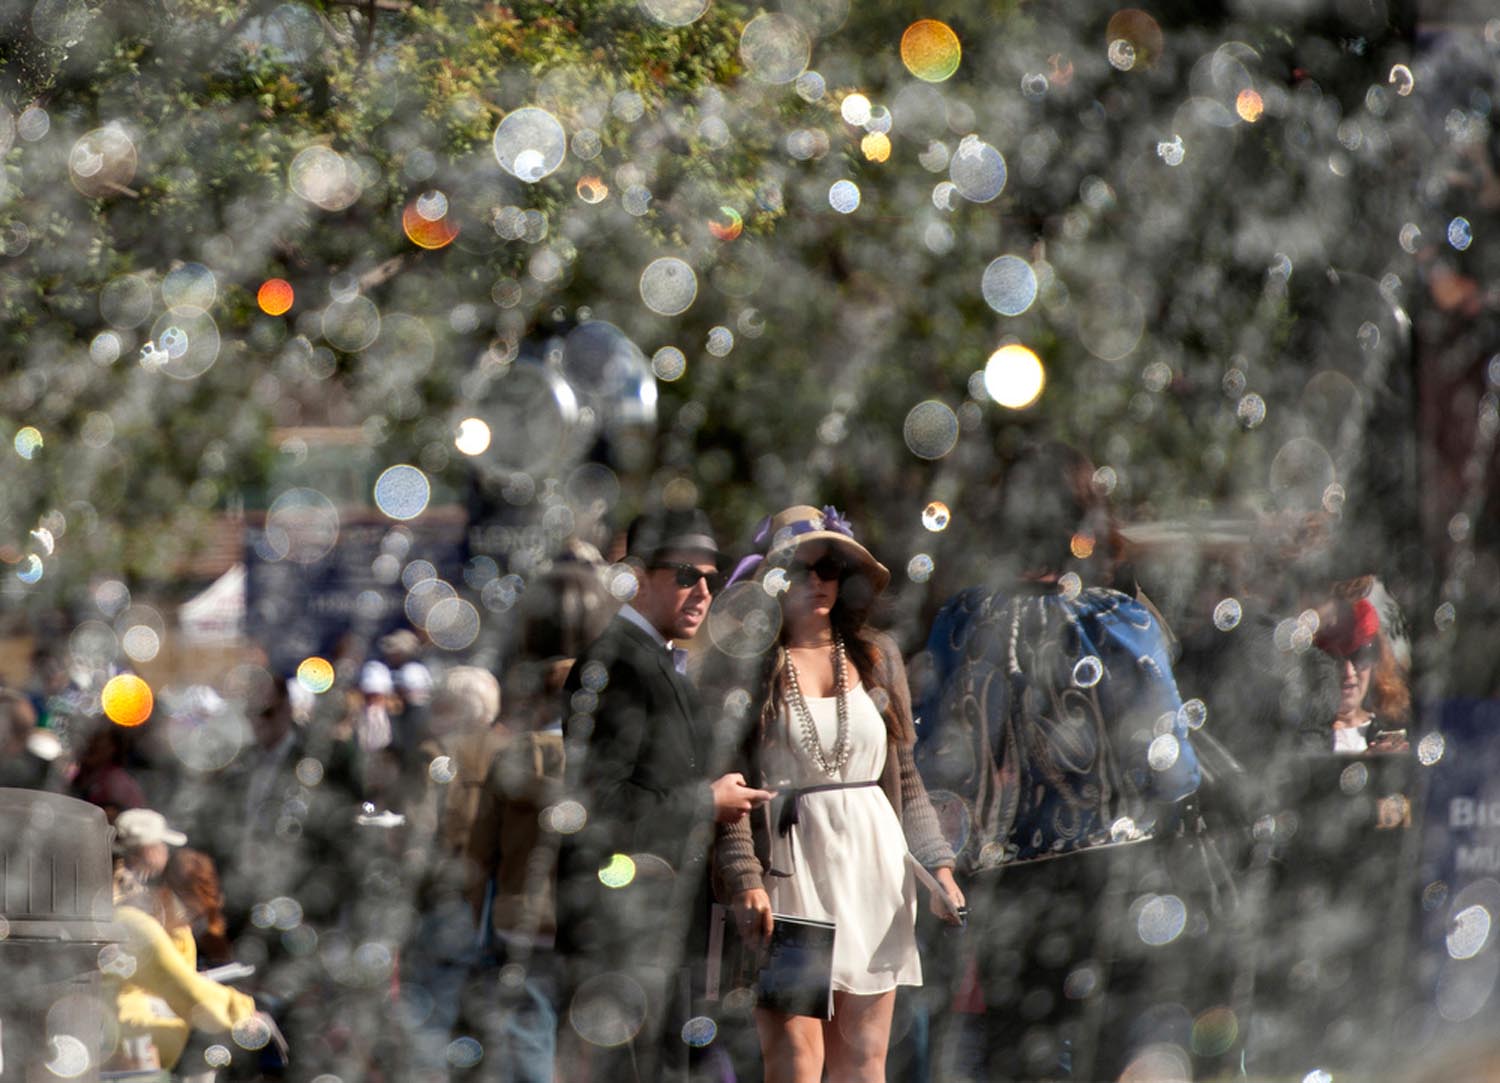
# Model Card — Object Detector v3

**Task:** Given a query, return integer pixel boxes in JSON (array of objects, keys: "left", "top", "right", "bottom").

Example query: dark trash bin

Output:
[{"left": 0, "top": 788, "right": 124, "bottom": 1082}]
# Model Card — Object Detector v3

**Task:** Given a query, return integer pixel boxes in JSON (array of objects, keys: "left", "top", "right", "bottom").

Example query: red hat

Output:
[{"left": 1315, "top": 597, "right": 1380, "bottom": 658}]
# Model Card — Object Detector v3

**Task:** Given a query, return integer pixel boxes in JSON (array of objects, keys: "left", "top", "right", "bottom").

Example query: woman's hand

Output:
[
  {"left": 734, "top": 887, "right": 774, "bottom": 948},
  {"left": 928, "top": 867, "right": 967, "bottom": 925}
]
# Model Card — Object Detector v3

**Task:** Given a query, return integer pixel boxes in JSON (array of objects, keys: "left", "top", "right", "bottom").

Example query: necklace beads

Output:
[{"left": 785, "top": 632, "right": 850, "bottom": 777}]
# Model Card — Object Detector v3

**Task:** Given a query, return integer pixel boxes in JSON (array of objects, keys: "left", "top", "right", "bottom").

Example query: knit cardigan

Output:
[{"left": 712, "top": 629, "right": 955, "bottom": 899}]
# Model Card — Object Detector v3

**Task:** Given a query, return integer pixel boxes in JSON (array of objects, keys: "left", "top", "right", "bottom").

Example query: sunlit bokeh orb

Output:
[
  {"left": 162, "top": 263, "right": 217, "bottom": 310},
  {"left": 43, "top": 1035, "right": 90, "bottom": 1080},
  {"left": 983, "top": 344, "right": 1045, "bottom": 409},
  {"left": 149, "top": 307, "right": 221, "bottom": 379},
  {"left": 1448, "top": 904, "right": 1492, "bottom": 960},
  {"left": 1213, "top": 598, "right": 1242, "bottom": 631},
  {"left": 739, "top": 12, "right": 811, "bottom": 85},
  {"left": 1236, "top": 88, "right": 1264, "bottom": 122},
  {"left": 576, "top": 175, "right": 609, "bottom": 204},
  {"left": 1106, "top": 8, "right": 1163, "bottom": 69},
  {"left": 102, "top": 674, "right": 154, "bottom": 727},
  {"left": 903, "top": 401, "right": 959, "bottom": 459},
  {"left": 707, "top": 582, "right": 783, "bottom": 658},
  {"left": 374, "top": 465, "right": 432, "bottom": 521},
  {"left": 841, "top": 93, "right": 872, "bottom": 126},
  {"left": 265, "top": 487, "right": 341, "bottom": 564},
  {"left": 860, "top": 132, "right": 891, "bottom": 162},
  {"left": 1136, "top": 893, "right": 1187, "bottom": 945},
  {"left": 571, "top": 972, "right": 649, "bottom": 1048},
  {"left": 297, "top": 656, "right": 335, "bottom": 694},
  {"left": 639, "top": 257, "right": 698, "bottom": 316},
  {"left": 949, "top": 136, "right": 1006, "bottom": 203},
  {"left": 1077, "top": 285, "right": 1145, "bottom": 362},
  {"left": 1448, "top": 217, "right": 1473, "bottom": 251},
  {"left": 426, "top": 597, "right": 482, "bottom": 651},
  {"left": 907, "top": 554, "right": 934, "bottom": 583},
  {"left": 652, "top": 346, "right": 687, "bottom": 381},
  {"left": 402, "top": 194, "right": 460, "bottom": 249},
  {"left": 454, "top": 418, "right": 492, "bottom": 456},
  {"left": 69, "top": 124, "right": 137, "bottom": 199},
  {"left": 705, "top": 206, "right": 742, "bottom": 242},
  {"left": 446, "top": 1037, "right": 484, "bottom": 1069},
  {"left": 14, "top": 425, "right": 43, "bottom": 459},
  {"left": 258, "top": 278, "right": 295, "bottom": 316},
  {"left": 1417, "top": 732, "right": 1446, "bottom": 766},
  {"left": 1191, "top": 1007, "right": 1240, "bottom": 1057},
  {"left": 493, "top": 107, "right": 567, "bottom": 182},
  {"left": 1389, "top": 63, "right": 1414, "bottom": 96},
  {"left": 16, "top": 554, "right": 44, "bottom": 584},
  {"left": 829, "top": 180, "right": 861, "bottom": 213},
  {"left": 599, "top": 853, "right": 637, "bottom": 889},
  {"left": 922, "top": 501, "right": 950, "bottom": 531},
  {"left": 322, "top": 295, "right": 381, "bottom": 351},
  {"left": 981, "top": 256, "right": 1038, "bottom": 316},
  {"left": 681, "top": 1016, "right": 718, "bottom": 1047},
  {"left": 289, "top": 145, "right": 363, "bottom": 210},
  {"left": 640, "top": 0, "right": 707, "bottom": 27},
  {"left": 900, "top": 20, "right": 961, "bottom": 82}
]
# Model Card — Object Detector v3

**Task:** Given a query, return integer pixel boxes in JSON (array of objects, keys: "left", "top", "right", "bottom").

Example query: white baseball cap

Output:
[{"left": 113, "top": 808, "right": 188, "bottom": 851}]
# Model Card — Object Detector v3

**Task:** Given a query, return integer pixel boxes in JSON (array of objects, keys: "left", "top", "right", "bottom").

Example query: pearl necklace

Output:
[{"left": 785, "top": 632, "right": 850, "bottom": 777}]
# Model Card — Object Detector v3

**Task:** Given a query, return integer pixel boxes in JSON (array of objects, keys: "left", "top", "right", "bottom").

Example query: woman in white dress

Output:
[{"left": 712, "top": 505, "right": 965, "bottom": 1083}]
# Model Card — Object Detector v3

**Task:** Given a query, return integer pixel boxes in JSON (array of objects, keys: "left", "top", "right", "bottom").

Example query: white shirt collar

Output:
[{"left": 619, "top": 603, "right": 672, "bottom": 650}]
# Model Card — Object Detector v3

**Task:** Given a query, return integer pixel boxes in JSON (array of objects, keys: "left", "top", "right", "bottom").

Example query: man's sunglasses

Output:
[
  {"left": 653, "top": 562, "right": 726, "bottom": 593},
  {"left": 789, "top": 556, "right": 847, "bottom": 582}
]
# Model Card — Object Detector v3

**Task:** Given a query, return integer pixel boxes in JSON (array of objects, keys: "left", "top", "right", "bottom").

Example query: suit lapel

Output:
[{"left": 613, "top": 617, "right": 701, "bottom": 770}]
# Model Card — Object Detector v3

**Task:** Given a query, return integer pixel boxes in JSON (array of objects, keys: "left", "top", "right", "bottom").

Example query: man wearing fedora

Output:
[{"left": 556, "top": 506, "right": 774, "bottom": 1082}]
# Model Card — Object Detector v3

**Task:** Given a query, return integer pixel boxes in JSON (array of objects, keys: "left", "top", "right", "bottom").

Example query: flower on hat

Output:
[{"left": 820, "top": 505, "right": 854, "bottom": 538}]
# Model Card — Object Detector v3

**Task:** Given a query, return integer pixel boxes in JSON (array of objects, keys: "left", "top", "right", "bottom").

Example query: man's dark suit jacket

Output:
[{"left": 556, "top": 612, "right": 716, "bottom": 969}]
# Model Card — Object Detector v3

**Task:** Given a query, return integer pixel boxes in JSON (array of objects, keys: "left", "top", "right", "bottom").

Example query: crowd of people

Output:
[{"left": 0, "top": 445, "right": 1420, "bottom": 1082}]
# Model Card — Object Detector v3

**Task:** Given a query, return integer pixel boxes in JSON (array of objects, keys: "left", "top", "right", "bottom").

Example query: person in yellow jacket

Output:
[{"left": 108, "top": 808, "right": 281, "bottom": 1072}]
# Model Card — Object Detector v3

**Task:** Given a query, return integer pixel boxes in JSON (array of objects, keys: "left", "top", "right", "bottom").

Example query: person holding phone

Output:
[
  {"left": 1313, "top": 590, "right": 1411, "bottom": 755},
  {"left": 710, "top": 505, "right": 964, "bottom": 1083},
  {"left": 556, "top": 507, "right": 774, "bottom": 1082}
]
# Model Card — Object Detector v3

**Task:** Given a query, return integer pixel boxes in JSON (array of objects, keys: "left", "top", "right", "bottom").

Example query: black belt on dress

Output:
[{"left": 767, "top": 780, "right": 880, "bottom": 879}]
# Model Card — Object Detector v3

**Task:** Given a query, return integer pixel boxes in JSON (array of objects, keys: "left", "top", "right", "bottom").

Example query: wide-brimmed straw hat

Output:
[{"left": 729, "top": 504, "right": 891, "bottom": 596}]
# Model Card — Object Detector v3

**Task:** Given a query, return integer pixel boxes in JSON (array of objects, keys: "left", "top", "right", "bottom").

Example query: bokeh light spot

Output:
[
  {"left": 577, "top": 175, "right": 609, "bottom": 204},
  {"left": 829, "top": 180, "right": 861, "bottom": 213},
  {"left": 639, "top": 257, "right": 698, "bottom": 316},
  {"left": 901, "top": 20, "right": 961, "bottom": 82},
  {"left": 102, "top": 674, "right": 154, "bottom": 727},
  {"left": 739, "top": 13, "right": 811, "bottom": 85},
  {"left": 454, "top": 418, "right": 492, "bottom": 456},
  {"left": 983, "top": 344, "right": 1045, "bottom": 409},
  {"left": 903, "top": 400, "right": 959, "bottom": 459},
  {"left": 14, "top": 426, "right": 42, "bottom": 459},
  {"left": 402, "top": 196, "right": 460, "bottom": 249},
  {"left": 922, "top": 501, "right": 950, "bottom": 532},
  {"left": 981, "top": 256, "right": 1038, "bottom": 316},
  {"left": 599, "top": 853, "right": 637, "bottom": 888},
  {"left": 297, "top": 656, "right": 335, "bottom": 694},
  {"left": 374, "top": 465, "right": 432, "bottom": 521},
  {"left": 493, "top": 107, "right": 567, "bottom": 182},
  {"left": 1236, "top": 89, "right": 1263, "bottom": 122},
  {"left": 258, "top": 278, "right": 295, "bottom": 316},
  {"left": 708, "top": 206, "right": 743, "bottom": 241},
  {"left": 861, "top": 132, "right": 891, "bottom": 162}
]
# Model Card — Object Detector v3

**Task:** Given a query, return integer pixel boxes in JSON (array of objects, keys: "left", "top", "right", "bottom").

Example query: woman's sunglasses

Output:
[
  {"left": 1348, "top": 642, "right": 1380, "bottom": 668},
  {"left": 652, "top": 561, "right": 726, "bottom": 593},
  {"left": 789, "top": 556, "right": 847, "bottom": 582}
]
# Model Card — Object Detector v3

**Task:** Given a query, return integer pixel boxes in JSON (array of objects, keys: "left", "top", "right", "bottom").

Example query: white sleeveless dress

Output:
[{"left": 763, "top": 682, "right": 922, "bottom": 995}]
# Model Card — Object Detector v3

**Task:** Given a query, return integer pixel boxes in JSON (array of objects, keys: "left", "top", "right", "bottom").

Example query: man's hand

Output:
[
  {"left": 734, "top": 887, "right": 774, "bottom": 948},
  {"left": 711, "top": 772, "right": 776, "bottom": 824}
]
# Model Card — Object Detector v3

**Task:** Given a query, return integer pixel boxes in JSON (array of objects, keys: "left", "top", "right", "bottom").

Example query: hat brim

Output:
[
  {"left": 767, "top": 532, "right": 891, "bottom": 596},
  {"left": 162, "top": 828, "right": 188, "bottom": 847}
]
